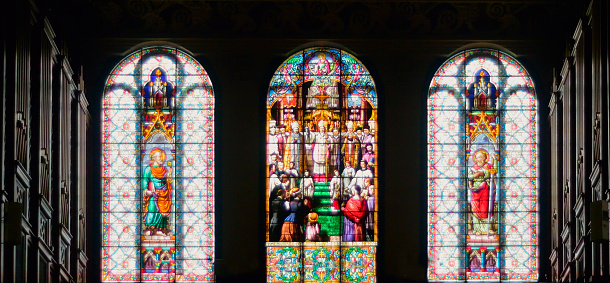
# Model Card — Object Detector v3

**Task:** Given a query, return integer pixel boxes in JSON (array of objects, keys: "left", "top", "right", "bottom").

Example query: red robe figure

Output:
[
  {"left": 344, "top": 185, "right": 368, "bottom": 241},
  {"left": 468, "top": 150, "right": 497, "bottom": 235}
]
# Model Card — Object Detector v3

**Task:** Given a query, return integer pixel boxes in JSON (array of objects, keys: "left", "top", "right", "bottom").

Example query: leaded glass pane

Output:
[
  {"left": 266, "top": 47, "right": 378, "bottom": 282},
  {"left": 102, "top": 46, "right": 215, "bottom": 282},
  {"left": 428, "top": 49, "right": 538, "bottom": 281}
]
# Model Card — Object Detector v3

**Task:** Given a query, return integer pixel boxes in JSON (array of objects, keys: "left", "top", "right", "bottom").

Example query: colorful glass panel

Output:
[
  {"left": 266, "top": 47, "right": 378, "bottom": 282},
  {"left": 102, "top": 47, "right": 215, "bottom": 282},
  {"left": 428, "top": 49, "right": 537, "bottom": 281}
]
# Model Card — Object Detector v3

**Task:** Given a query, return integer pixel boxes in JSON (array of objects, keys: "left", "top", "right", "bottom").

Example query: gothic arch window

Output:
[
  {"left": 266, "top": 47, "right": 377, "bottom": 282},
  {"left": 102, "top": 46, "right": 215, "bottom": 281},
  {"left": 427, "top": 49, "right": 538, "bottom": 281}
]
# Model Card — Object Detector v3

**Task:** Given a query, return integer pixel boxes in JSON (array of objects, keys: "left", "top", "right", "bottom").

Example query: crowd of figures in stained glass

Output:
[
  {"left": 427, "top": 49, "right": 538, "bottom": 281},
  {"left": 266, "top": 48, "right": 377, "bottom": 283},
  {"left": 102, "top": 47, "right": 215, "bottom": 282}
]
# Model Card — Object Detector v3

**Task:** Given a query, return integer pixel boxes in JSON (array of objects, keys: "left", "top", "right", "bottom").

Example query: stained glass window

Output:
[
  {"left": 102, "top": 46, "right": 215, "bottom": 282},
  {"left": 427, "top": 49, "right": 538, "bottom": 281},
  {"left": 266, "top": 47, "right": 377, "bottom": 282}
]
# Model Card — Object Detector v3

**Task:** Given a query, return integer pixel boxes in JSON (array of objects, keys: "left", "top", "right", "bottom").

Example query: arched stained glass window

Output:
[
  {"left": 266, "top": 47, "right": 377, "bottom": 282},
  {"left": 427, "top": 49, "right": 538, "bottom": 281},
  {"left": 102, "top": 46, "right": 215, "bottom": 282}
]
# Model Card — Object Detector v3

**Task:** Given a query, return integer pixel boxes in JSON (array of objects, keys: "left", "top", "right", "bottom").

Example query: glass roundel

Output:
[
  {"left": 427, "top": 49, "right": 538, "bottom": 281},
  {"left": 102, "top": 46, "right": 215, "bottom": 282},
  {"left": 266, "top": 47, "right": 378, "bottom": 282}
]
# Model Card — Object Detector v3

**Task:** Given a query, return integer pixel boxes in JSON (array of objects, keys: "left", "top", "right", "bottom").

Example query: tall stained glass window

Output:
[
  {"left": 266, "top": 47, "right": 377, "bottom": 282},
  {"left": 428, "top": 49, "right": 538, "bottom": 281},
  {"left": 102, "top": 46, "right": 215, "bottom": 282}
]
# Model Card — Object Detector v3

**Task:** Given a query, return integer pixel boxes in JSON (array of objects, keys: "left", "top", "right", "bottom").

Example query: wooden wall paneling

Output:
[
  {"left": 588, "top": 0, "right": 610, "bottom": 280},
  {"left": 549, "top": 73, "right": 564, "bottom": 281},
  {"left": 560, "top": 54, "right": 576, "bottom": 282},
  {"left": 71, "top": 81, "right": 89, "bottom": 282},
  {"left": 572, "top": 16, "right": 593, "bottom": 280},
  {"left": 52, "top": 51, "right": 76, "bottom": 282}
]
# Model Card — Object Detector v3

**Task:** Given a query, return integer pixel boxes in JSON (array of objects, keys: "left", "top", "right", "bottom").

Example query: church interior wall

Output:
[{"left": 4, "top": 0, "right": 602, "bottom": 282}]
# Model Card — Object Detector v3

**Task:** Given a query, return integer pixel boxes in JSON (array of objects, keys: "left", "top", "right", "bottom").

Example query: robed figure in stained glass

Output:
[
  {"left": 428, "top": 49, "right": 538, "bottom": 281},
  {"left": 467, "top": 69, "right": 497, "bottom": 111},
  {"left": 143, "top": 148, "right": 172, "bottom": 236},
  {"left": 306, "top": 53, "right": 339, "bottom": 109},
  {"left": 468, "top": 149, "right": 497, "bottom": 235},
  {"left": 103, "top": 47, "right": 215, "bottom": 281},
  {"left": 342, "top": 121, "right": 360, "bottom": 167},
  {"left": 288, "top": 121, "right": 302, "bottom": 171},
  {"left": 312, "top": 120, "right": 330, "bottom": 182},
  {"left": 143, "top": 68, "right": 175, "bottom": 108},
  {"left": 343, "top": 185, "right": 368, "bottom": 241}
]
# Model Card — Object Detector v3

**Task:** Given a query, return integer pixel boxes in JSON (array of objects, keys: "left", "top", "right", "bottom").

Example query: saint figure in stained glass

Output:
[
  {"left": 468, "top": 69, "right": 497, "bottom": 110},
  {"left": 102, "top": 46, "right": 215, "bottom": 282},
  {"left": 428, "top": 49, "right": 537, "bottom": 281},
  {"left": 288, "top": 121, "right": 303, "bottom": 171},
  {"left": 364, "top": 178, "right": 375, "bottom": 241},
  {"left": 143, "top": 67, "right": 175, "bottom": 108},
  {"left": 268, "top": 126, "right": 281, "bottom": 161},
  {"left": 466, "top": 110, "right": 500, "bottom": 242},
  {"left": 312, "top": 119, "right": 330, "bottom": 182},
  {"left": 342, "top": 121, "right": 359, "bottom": 167},
  {"left": 344, "top": 185, "right": 368, "bottom": 241},
  {"left": 468, "top": 149, "right": 497, "bottom": 235},
  {"left": 142, "top": 148, "right": 172, "bottom": 236}
]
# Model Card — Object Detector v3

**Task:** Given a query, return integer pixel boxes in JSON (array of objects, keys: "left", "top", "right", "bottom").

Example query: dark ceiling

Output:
[{"left": 48, "top": 0, "right": 576, "bottom": 39}]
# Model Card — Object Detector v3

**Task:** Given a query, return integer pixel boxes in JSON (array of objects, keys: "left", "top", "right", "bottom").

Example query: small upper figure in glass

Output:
[
  {"left": 467, "top": 69, "right": 497, "bottom": 111},
  {"left": 143, "top": 68, "right": 175, "bottom": 109}
]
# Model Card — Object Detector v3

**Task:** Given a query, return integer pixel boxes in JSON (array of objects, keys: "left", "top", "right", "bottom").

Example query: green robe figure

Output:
[{"left": 143, "top": 149, "right": 172, "bottom": 236}]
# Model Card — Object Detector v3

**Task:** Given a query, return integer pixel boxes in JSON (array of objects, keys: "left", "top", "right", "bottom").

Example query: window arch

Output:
[
  {"left": 427, "top": 49, "right": 538, "bottom": 281},
  {"left": 102, "top": 46, "right": 215, "bottom": 281},
  {"left": 266, "top": 47, "right": 377, "bottom": 282}
]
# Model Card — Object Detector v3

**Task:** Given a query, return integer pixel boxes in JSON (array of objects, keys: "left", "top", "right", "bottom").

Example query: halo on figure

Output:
[
  {"left": 150, "top": 148, "right": 166, "bottom": 163},
  {"left": 472, "top": 149, "right": 489, "bottom": 164}
]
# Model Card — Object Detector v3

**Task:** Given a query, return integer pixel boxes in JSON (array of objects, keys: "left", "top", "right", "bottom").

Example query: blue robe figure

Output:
[
  {"left": 143, "top": 67, "right": 175, "bottom": 108},
  {"left": 467, "top": 69, "right": 497, "bottom": 111}
]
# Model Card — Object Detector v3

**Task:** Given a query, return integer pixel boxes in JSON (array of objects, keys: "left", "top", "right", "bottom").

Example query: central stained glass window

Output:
[
  {"left": 102, "top": 46, "right": 215, "bottom": 282},
  {"left": 266, "top": 47, "right": 377, "bottom": 282},
  {"left": 427, "top": 48, "right": 538, "bottom": 281}
]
